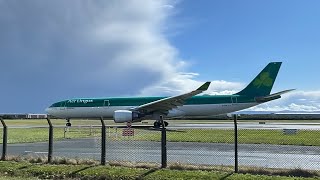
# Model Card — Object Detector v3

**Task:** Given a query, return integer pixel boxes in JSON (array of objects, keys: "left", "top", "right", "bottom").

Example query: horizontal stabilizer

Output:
[{"left": 255, "top": 89, "right": 295, "bottom": 103}]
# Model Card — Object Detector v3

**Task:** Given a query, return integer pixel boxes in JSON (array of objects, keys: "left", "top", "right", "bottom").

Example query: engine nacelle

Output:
[{"left": 113, "top": 110, "right": 143, "bottom": 123}]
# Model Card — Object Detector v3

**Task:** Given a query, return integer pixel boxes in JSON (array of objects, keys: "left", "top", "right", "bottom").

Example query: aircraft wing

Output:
[{"left": 133, "top": 82, "right": 211, "bottom": 115}]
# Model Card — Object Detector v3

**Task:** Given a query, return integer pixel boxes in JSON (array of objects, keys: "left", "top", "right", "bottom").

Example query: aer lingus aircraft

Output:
[{"left": 46, "top": 62, "right": 293, "bottom": 128}]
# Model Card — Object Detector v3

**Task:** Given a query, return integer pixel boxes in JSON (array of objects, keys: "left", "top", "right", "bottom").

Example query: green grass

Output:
[
  {"left": 0, "top": 168, "right": 39, "bottom": 180},
  {"left": 2, "top": 119, "right": 320, "bottom": 126},
  {"left": 0, "top": 161, "right": 318, "bottom": 180},
  {"left": 0, "top": 119, "right": 319, "bottom": 146},
  {"left": 0, "top": 174, "right": 37, "bottom": 180},
  {"left": 1, "top": 119, "right": 105, "bottom": 126},
  {"left": 169, "top": 119, "right": 320, "bottom": 124},
  {"left": 0, "top": 127, "right": 96, "bottom": 144},
  {"left": 116, "top": 128, "right": 320, "bottom": 146},
  {"left": 0, "top": 127, "right": 319, "bottom": 146}
]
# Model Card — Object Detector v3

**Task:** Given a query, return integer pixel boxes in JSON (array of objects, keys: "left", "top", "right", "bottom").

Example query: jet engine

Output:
[{"left": 113, "top": 110, "right": 143, "bottom": 123}]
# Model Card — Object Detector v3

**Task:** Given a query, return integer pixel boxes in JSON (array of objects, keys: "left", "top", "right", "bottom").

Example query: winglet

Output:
[{"left": 197, "top": 81, "right": 211, "bottom": 91}]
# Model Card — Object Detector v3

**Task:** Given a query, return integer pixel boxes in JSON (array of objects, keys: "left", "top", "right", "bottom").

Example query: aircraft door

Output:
[
  {"left": 231, "top": 96, "right": 237, "bottom": 104},
  {"left": 103, "top": 100, "right": 110, "bottom": 108}
]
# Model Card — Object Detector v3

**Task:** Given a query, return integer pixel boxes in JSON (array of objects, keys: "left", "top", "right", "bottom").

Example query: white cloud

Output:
[
  {"left": 0, "top": 0, "right": 186, "bottom": 112},
  {"left": 140, "top": 72, "right": 244, "bottom": 96},
  {"left": 248, "top": 90, "right": 320, "bottom": 112},
  {"left": 0, "top": 0, "right": 319, "bottom": 113},
  {"left": 207, "top": 81, "right": 244, "bottom": 95}
]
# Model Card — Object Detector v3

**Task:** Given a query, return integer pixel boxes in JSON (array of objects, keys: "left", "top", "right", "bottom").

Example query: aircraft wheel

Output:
[
  {"left": 153, "top": 121, "right": 168, "bottom": 128},
  {"left": 153, "top": 121, "right": 161, "bottom": 128}
]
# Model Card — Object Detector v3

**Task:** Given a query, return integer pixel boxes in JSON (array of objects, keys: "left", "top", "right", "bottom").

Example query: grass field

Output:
[
  {"left": 0, "top": 119, "right": 319, "bottom": 146},
  {"left": 0, "top": 126, "right": 319, "bottom": 146},
  {"left": 2, "top": 118, "right": 320, "bottom": 126},
  {"left": 0, "top": 127, "right": 94, "bottom": 144},
  {"left": 130, "top": 129, "right": 320, "bottom": 146},
  {"left": 0, "top": 161, "right": 319, "bottom": 180},
  {"left": 0, "top": 119, "right": 104, "bottom": 126}
]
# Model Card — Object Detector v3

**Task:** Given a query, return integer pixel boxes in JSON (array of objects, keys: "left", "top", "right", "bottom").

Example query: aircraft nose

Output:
[{"left": 45, "top": 107, "right": 52, "bottom": 114}]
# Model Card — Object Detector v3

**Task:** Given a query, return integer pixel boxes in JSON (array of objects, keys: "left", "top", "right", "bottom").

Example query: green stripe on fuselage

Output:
[{"left": 49, "top": 95, "right": 255, "bottom": 108}]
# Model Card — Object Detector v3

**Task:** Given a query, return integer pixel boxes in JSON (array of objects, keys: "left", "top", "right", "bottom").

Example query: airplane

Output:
[{"left": 46, "top": 62, "right": 294, "bottom": 128}]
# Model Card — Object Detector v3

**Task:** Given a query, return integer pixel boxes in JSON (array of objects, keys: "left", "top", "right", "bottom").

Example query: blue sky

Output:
[
  {"left": 171, "top": 1, "right": 320, "bottom": 90},
  {"left": 0, "top": 0, "right": 320, "bottom": 113}
]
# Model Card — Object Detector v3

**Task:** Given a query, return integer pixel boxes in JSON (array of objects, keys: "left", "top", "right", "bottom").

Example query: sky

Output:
[{"left": 0, "top": 0, "right": 320, "bottom": 113}]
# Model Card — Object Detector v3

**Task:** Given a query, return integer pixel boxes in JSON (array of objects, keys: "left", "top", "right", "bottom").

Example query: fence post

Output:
[
  {"left": 100, "top": 117, "right": 106, "bottom": 165},
  {"left": 233, "top": 114, "right": 238, "bottom": 173},
  {"left": 160, "top": 115, "right": 167, "bottom": 168},
  {"left": 46, "top": 118, "right": 53, "bottom": 163},
  {"left": 0, "top": 118, "right": 7, "bottom": 161}
]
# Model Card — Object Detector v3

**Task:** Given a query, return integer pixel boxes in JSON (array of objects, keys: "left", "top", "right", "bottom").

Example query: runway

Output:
[{"left": 2, "top": 138, "right": 320, "bottom": 170}]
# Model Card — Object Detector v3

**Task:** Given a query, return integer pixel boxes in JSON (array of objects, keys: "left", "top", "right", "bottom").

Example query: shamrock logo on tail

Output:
[{"left": 253, "top": 72, "right": 273, "bottom": 88}]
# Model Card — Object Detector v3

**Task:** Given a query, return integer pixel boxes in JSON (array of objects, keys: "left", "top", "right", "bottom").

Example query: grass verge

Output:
[
  {"left": 117, "top": 128, "right": 320, "bottom": 146},
  {"left": 0, "top": 127, "right": 320, "bottom": 146},
  {"left": 0, "top": 160, "right": 319, "bottom": 180},
  {"left": 0, "top": 127, "right": 94, "bottom": 144}
]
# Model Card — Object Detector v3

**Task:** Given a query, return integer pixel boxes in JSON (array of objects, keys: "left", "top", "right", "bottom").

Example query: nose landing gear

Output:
[
  {"left": 66, "top": 119, "right": 71, "bottom": 127},
  {"left": 153, "top": 121, "right": 168, "bottom": 128}
]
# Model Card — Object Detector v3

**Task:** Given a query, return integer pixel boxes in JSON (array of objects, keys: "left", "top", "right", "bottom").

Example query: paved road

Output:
[{"left": 1, "top": 138, "right": 319, "bottom": 170}]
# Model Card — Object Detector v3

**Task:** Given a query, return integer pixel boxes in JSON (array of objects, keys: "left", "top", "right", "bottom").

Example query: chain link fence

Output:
[
  {"left": 238, "top": 128, "right": 320, "bottom": 170},
  {"left": 0, "top": 117, "right": 319, "bottom": 173}
]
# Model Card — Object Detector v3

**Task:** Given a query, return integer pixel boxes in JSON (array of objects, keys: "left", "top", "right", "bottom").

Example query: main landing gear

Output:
[
  {"left": 153, "top": 121, "right": 168, "bottom": 128},
  {"left": 66, "top": 118, "right": 71, "bottom": 127}
]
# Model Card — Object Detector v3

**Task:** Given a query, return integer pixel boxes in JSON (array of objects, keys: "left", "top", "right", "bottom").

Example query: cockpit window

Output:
[
  {"left": 60, "top": 101, "right": 66, "bottom": 107},
  {"left": 50, "top": 101, "right": 65, "bottom": 107}
]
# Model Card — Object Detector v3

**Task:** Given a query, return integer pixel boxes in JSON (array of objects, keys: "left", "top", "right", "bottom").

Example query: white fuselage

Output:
[{"left": 46, "top": 102, "right": 259, "bottom": 119}]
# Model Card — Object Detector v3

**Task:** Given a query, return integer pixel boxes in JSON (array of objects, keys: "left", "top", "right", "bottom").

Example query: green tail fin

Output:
[{"left": 235, "top": 62, "right": 282, "bottom": 97}]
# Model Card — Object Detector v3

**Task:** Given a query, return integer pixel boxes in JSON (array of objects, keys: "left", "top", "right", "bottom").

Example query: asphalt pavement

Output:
[{"left": 1, "top": 138, "right": 319, "bottom": 170}]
